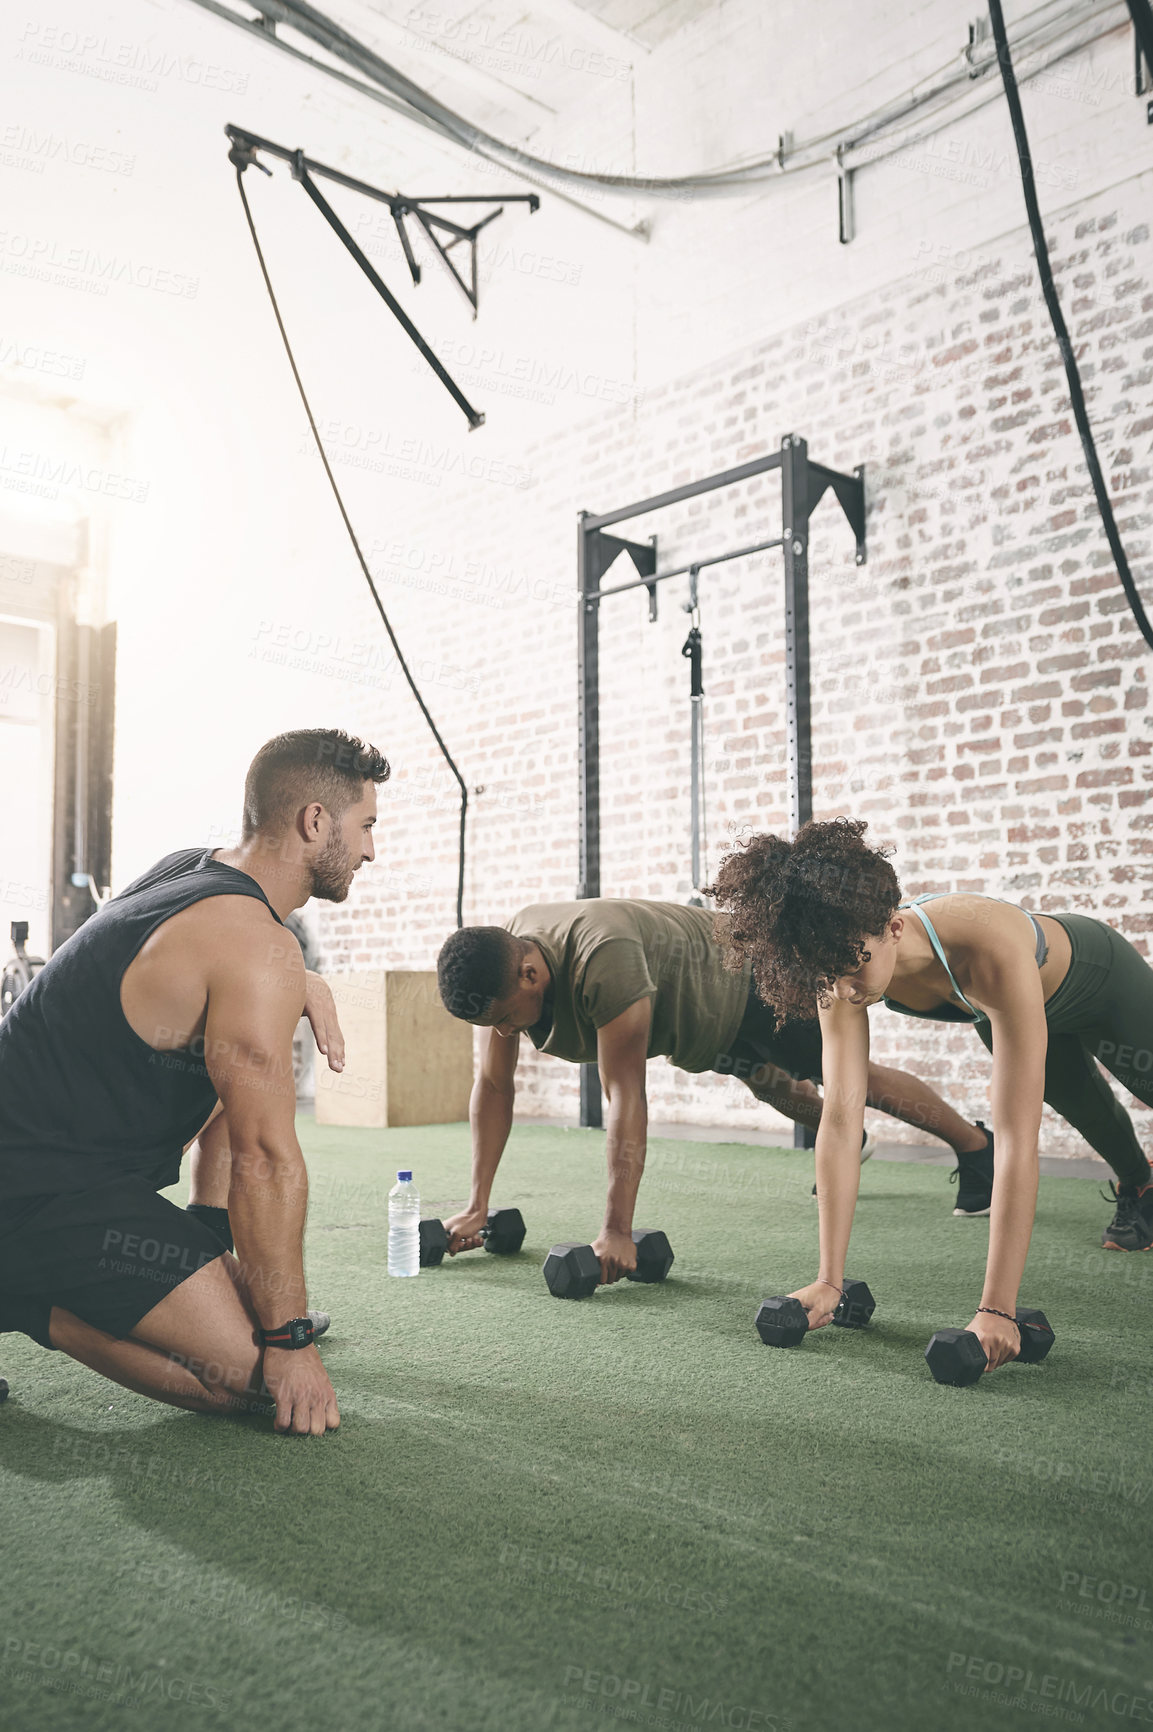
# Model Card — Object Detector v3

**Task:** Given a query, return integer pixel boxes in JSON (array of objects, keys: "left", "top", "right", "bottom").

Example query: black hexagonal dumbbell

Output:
[
  {"left": 1016, "top": 1307, "right": 1056, "bottom": 1362},
  {"left": 833, "top": 1278, "right": 876, "bottom": 1330},
  {"left": 0, "top": 1377, "right": 8, "bottom": 1404},
  {"left": 925, "top": 1305, "right": 1055, "bottom": 1386},
  {"left": 755, "top": 1277, "right": 876, "bottom": 1348},
  {"left": 754, "top": 1296, "right": 808, "bottom": 1347},
  {"left": 418, "top": 1207, "right": 527, "bottom": 1269},
  {"left": 542, "top": 1228, "right": 674, "bottom": 1300}
]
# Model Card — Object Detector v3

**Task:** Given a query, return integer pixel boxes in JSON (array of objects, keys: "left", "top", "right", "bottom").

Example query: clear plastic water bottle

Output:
[{"left": 388, "top": 1169, "right": 420, "bottom": 1278}]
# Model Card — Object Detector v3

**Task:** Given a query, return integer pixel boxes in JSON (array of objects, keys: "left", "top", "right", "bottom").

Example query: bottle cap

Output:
[{"left": 397, "top": 1170, "right": 413, "bottom": 1182}]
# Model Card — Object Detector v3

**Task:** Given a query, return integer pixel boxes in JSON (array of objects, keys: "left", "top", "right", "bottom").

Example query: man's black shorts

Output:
[
  {"left": 710, "top": 983, "right": 823, "bottom": 1087},
  {"left": 0, "top": 1180, "right": 228, "bottom": 1352}
]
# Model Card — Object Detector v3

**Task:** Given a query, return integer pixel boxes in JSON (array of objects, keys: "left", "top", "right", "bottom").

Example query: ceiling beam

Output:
[
  {"left": 346, "top": 0, "right": 558, "bottom": 119},
  {"left": 507, "top": 0, "right": 649, "bottom": 61}
]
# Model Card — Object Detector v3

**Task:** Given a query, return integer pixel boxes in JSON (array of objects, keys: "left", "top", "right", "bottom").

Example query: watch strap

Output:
[{"left": 258, "top": 1316, "right": 315, "bottom": 1350}]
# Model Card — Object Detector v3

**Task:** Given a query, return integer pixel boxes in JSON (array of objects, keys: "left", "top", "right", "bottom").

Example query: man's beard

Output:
[{"left": 309, "top": 831, "right": 355, "bottom": 903}]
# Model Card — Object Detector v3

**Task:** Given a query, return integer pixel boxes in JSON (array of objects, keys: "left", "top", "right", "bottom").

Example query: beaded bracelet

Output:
[
  {"left": 815, "top": 1279, "right": 844, "bottom": 1297},
  {"left": 976, "top": 1305, "right": 1019, "bottom": 1327}
]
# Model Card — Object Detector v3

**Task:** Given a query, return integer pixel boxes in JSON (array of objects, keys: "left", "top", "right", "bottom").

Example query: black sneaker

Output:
[
  {"left": 949, "top": 1122, "right": 994, "bottom": 1217},
  {"left": 1101, "top": 1178, "right": 1153, "bottom": 1252}
]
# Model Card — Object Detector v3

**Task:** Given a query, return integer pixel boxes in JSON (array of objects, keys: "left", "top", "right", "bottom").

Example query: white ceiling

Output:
[
  {"left": 560, "top": 0, "right": 717, "bottom": 50},
  {"left": 294, "top": 0, "right": 726, "bottom": 142}
]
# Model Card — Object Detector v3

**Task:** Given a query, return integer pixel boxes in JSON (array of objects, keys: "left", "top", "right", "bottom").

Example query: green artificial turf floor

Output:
[{"left": 2, "top": 1121, "right": 1152, "bottom": 1732}]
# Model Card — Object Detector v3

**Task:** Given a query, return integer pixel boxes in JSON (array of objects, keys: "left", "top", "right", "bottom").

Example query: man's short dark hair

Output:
[
  {"left": 243, "top": 729, "right": 390, "bottom": 839},
  {"left": 437, "top": 926, "right": 523, "bottom": 1021}
]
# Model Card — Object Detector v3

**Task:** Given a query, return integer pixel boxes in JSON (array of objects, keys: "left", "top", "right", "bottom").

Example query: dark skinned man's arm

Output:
[
  {"left": 444, "top": 1025, "right": 520, "bottom": 1251},
  {"left": 592, "top": 997, "right": 653, "bottom": 1283}
]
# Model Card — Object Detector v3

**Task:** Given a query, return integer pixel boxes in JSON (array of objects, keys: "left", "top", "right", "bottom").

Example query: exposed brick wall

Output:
[{"left": 314, "top": 178, "right": 1153, "bottom": 1159}]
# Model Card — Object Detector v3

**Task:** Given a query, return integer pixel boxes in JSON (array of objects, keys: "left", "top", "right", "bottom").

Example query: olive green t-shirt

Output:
[{"left": 505, "top": 900, "right": 752, "bottom": 1073}]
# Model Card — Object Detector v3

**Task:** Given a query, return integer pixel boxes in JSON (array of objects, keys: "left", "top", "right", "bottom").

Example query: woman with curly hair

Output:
[{"left": 710, "top": 817, "right": 1153, "bottom": 1373}]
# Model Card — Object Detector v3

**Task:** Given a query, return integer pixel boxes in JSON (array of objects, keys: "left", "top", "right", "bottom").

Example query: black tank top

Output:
[{"left": 0, "top": 848, "right": 283, "bottom": 1203}]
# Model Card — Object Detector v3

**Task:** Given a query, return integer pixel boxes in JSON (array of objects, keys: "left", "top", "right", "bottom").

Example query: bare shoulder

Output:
[
  {"left": 122, "top": 897, "right": 299, "bottom": 1052},
  {"left": 190, "top": 893, "right": 295, "bottom": 938},
  {"left": 937, "top": 896, "right": 1045, "bottom": 1008},
  {"left": 203, "top": 904, "right": 305, "bottom": 997},
  {"left": 131, "top": 898, "right": 300, "bottom": 998},
  {"left": 931, "top": 896, "right": 1037, "bottom": 961}
]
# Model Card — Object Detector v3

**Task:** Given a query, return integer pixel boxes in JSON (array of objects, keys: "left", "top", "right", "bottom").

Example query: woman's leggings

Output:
[{"left": 973, "top": 913, "right": 1153, "bottom": 1186}]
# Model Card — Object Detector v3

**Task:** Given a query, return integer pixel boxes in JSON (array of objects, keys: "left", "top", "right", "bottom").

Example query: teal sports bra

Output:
[{"left": 882, "top": 893, "right": 1048, "bottom": 1025}]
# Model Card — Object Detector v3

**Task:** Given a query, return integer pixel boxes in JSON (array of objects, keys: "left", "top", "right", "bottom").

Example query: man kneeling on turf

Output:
[
  {"left": 0, "top": 728, "right": 388, "bottom": 1436},
  {"left": 436, "top": 900, "right": 993, "bottom": 1282}
]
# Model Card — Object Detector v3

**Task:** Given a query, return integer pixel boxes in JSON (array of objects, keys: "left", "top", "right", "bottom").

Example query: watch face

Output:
[{"left": 288, "top": 1317, "right": 314, "bottom": 1348}]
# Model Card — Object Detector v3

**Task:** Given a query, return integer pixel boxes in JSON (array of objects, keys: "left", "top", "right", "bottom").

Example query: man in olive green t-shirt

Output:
[{"left": 436, "top": 901, "right": 991, "bottom": 1282}]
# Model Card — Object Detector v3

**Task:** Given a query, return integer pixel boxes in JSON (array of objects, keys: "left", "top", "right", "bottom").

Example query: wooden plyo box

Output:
[{"left": 313, "top": 970, "right": 473, "bottom": 1128}]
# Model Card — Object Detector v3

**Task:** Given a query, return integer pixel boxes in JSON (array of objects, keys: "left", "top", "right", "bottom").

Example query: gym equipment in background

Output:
[
  {"left": 226, "top": 127, "right": 539, "bottom": 930},
  {"left": 1, "top": 923, "right": 45, "bottom": 1019},
  {"left": 576, "top": 437, "right": 867, "bottom": 1136}
]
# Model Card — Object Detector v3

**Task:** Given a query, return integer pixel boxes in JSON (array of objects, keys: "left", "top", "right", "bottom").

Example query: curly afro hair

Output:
[
  {"left": 437, "top": 926, "right": 522, "bottom": 1021},
  {"left": 708, "top": 817, "right": 901, "bottom": 1024}
]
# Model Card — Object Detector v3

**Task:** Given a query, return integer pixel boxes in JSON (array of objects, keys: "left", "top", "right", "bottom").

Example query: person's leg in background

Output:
[
  {"left": 1041, "top": 1032, "right": 1150, "bottom": 1250},
  {"left": 740, "top": 1062, "right": 823, "bottom": 1132},
  {"left": 1035, "top": 1032, "right": 1150, "bottom": 1187},
  {"left": 859, "top": 1060, "right": 995, "bottom": 1218},
  {"left": 740, "top": 1058, "right": 986, "bottom": 1151},
  {"left": 975, "top": 1013, "right": 1152, "bottom": 1250},
  {"left": 1082, "top": 919, "right": 1153, "bottom": 1215},
  {"left": 1021, "top": 914, "right": 1153, "bottom": 1249},
  {"left": 735, "top": 1062, "right": 875, "bottom": 1197},
  {"left": 733, "top": 1033, "right": 994, "bottom": 1212},
  {"left": 185, "top": 1111, "right": 330, "bottom": 1333},
  {"left": 186, "top": 1107, "right": 233, "bottom": 1250}
]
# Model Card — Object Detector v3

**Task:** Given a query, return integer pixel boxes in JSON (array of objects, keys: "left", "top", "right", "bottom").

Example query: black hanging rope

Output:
[
  {"left": 987, "top": 0, "right": 1153, "bottom": 653},
  {"left": 233, "top": 162, "right": 469, "bottom": 926},
  {"left": 1124, "top": 0, "right": 1153, "bottom": 78}
]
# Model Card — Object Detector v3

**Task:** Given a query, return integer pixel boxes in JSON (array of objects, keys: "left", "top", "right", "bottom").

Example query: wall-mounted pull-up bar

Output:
[
  {"left": 576, "top": 434, "right": 867, "bottom": 1130},
  {"left": 595, "top": 535, "right": 788, "bottom": 606}
]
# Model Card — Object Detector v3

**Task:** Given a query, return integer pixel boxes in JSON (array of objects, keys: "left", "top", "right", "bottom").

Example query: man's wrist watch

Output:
[{"left": 258, "top": 1317, "right": 315, "bottom": 1350}]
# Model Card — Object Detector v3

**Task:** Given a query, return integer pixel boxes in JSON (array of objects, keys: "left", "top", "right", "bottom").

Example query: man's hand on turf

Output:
[
  {"left": 791, "top": 1282, "right": 841, "bottom": 1331},
  {"left": 444, "top": 1207, "right": 488, "bottom": 1253},
  {"left": 967, "top": 1309, "right": 1020, "bottom": 1372},
  {"left": 593, "top": 1228, "right": 637, "bottom": 1285},
  {"left": 303, "top": 972, "right": 345, "bottom": 1072},
  {"left": 262, "top": 1345, "right": 340, "bottom": 1436}
]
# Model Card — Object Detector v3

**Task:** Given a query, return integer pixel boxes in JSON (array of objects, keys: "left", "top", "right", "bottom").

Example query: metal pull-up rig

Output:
[
  {"left": 576, "top": 434, "right": 867, "bottom": 1129},
  {"left": 225, "top": 124, "right": 539, "bottom": 429}
]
